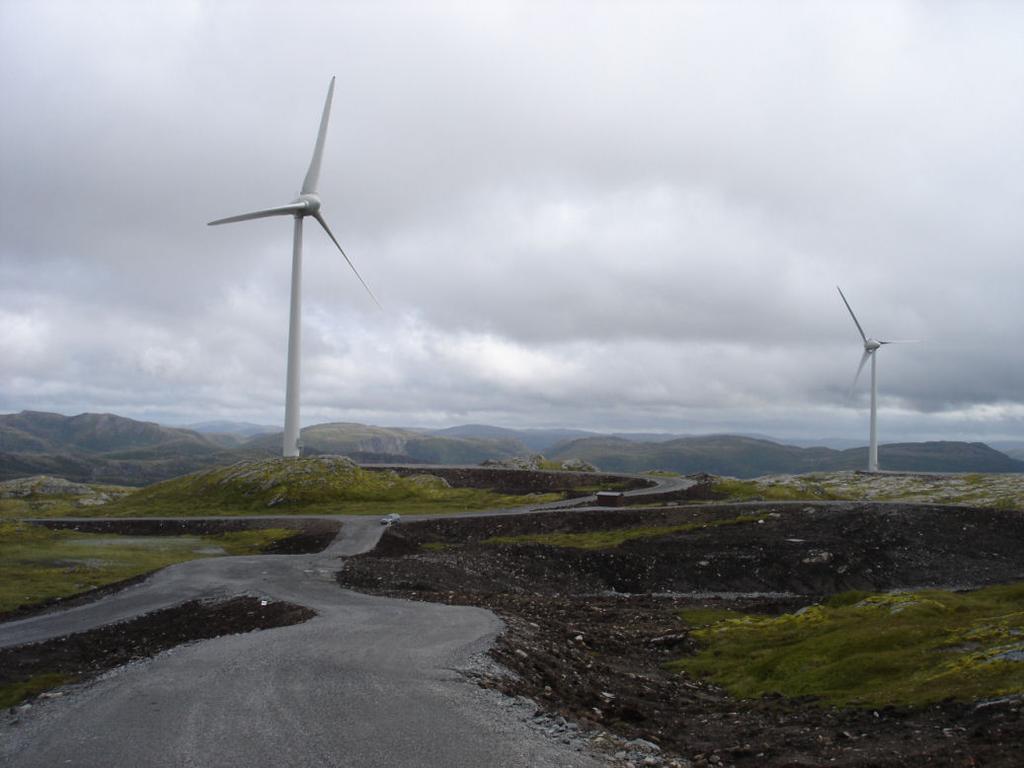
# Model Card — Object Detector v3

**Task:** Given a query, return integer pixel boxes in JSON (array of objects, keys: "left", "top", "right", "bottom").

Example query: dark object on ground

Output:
[
  {"left": 595, "top": 491, "right": 624, "bottom": 507},
  {"left": 337, "top": 502, "right": 1024, "bottom": 767},
  {"left": 1, "top": 597, "right": 316, "bottom": 707}
]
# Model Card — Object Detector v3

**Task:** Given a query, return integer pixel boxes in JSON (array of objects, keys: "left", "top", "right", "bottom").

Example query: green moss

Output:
[
  {"left": 484, "top": 514, "right": 763, "bottom": 550},
  {"left": 679, "top": 607, "right": 748, "bottom": 627},
  {"left": 90, "top": 459, "right": 564, "bottom": 517},
  {"left": 669, "top": 582, "right": 1024, "bottom": 707},
  {"left": 0, "top": 673, "right": 75, "bottom": 709},
  {"left": 824, "top": 590, "right": 874, "bottom": 609},
  {"left": 709, "top": 478, "right": 836, "bottom": 502},
  {"left": 0, "top": 522, "right": 295, "bottom": 614},
  {"left": 536, "top": 458, "right": 565, "bottom": 471},
  {"left": 0, "top": 485, "right": 134, "bottom": 520}
]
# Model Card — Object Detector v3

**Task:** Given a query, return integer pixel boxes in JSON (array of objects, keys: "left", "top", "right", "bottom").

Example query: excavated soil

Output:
[
  {"left": 337, "top": 501, "right": 1024, "bottom": 767},
  {"left": 2, "top": 597, "right": 316, "bottom": 706}
]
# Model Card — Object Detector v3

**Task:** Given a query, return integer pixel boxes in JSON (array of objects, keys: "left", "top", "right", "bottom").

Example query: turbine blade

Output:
[
  {"left": 850, "top": 349, "right": 872, "bottom": 396},
  {"left": 313, "top": 212, "right": 382, "bottom": 309},
  {"left": 301, "top": 76, "right": 336, "bottom": 195},
  {"left": 208, "top": 202, "right": 307, "bottom": 226},
  {"left": 836, "top": 286, "right": 868, "bottom": 343},
  {"left": 878, "top": 339, "right": 919, "bottom": 345}
]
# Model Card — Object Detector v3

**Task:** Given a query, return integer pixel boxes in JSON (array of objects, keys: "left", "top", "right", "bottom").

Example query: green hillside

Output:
[
  {"left": 243, "top": 422, "right": 528, "bottom": 464},
  {"left": 103, "top": 456, "right": 563, "bottom": 517},
  {"left": 549, "top": 435, "right": 1024, "bottom": 477}
]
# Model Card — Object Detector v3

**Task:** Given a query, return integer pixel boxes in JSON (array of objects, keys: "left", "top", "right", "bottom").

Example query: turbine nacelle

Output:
[
  {"left": 864, "top": 338, "right": 881, "bottom": 352},
  {"left": 294, "top": 193, "right": 321, "bottom": 216}
]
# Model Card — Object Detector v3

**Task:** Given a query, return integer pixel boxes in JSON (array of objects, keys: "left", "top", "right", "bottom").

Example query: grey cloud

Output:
[{"left": 2, "top": 1, "right": 1022, "bottom": 443}]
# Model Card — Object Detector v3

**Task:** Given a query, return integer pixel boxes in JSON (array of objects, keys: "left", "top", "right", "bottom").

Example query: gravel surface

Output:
[
  {"left": 0, "top": 508, "right": 625, "bottom": 767},
  {"left": 337, "top": 500, "right": 1024, "bottom": 767}
]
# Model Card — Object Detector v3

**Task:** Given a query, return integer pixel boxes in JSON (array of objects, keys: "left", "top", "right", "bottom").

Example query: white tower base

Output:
[{"left": 282, "top": 216, "right": 304, "bottom": 458}]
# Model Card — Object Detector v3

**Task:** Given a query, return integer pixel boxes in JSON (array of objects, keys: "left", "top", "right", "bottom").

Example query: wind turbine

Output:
[
  {"left": 836, "top": 286, "right": 914, "bottom": 472},
  {"left": 209, "top": 76, "right": 379, "bottom": 458}
]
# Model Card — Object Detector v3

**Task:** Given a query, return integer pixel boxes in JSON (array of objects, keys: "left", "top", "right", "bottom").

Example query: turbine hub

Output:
[
  {"left": 865, "top": 338, "right": 881, "bottom": 351},
  {"left": 294, "top": 193, "right": 321, "bottom": 215}
]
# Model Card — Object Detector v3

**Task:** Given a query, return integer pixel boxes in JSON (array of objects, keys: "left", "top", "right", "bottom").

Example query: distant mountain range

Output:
[
  {"left": 0, "top": 411, "right": 243, "bottom": 486},
  {"left": 546, "top": 434, "right": 1024, "bottom": 476},
  {"left": 2, "top": 410, "right": 1022, "bottom": 485}
]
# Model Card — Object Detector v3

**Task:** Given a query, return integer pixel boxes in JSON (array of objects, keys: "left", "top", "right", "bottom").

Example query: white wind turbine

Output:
[
  {"left": 209, "top": 76, "right": 379, "bottom": 458},
  {"left": 836, "top": 286, "right": 915, "bottom": 472}
]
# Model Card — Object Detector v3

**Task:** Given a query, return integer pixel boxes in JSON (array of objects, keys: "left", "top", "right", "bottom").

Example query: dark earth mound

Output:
[
  {"left": 342, "top": 502, "right": 1024, "bottom": 595},
  {"left": 2, "top": 597, "right": 315, "bottom": 708},
  {"left": 337, "top": 502, "right": 1024, "bottom": 767}
]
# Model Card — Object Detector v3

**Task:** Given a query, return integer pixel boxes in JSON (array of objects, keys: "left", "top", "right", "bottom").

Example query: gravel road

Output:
[{"left": 0, "top": 474, "right": 688, "bottom": 768}]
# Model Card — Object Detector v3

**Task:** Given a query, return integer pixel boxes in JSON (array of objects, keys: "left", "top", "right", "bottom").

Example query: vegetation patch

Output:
[
  {"left": 0, "top": 672, "right": 73, "bottom": 709},
  {"left": 0, "top": 475, "right": 134, "bottom": 519},
  {"left": 720, "top": 471, "right": 1024, "bottom": 509},
  {"left": 0, "top": 521, "right": 294, "bottom": 614},
  {"left": 99, "top": 457, "right": 563, "bottom": 517},
  {"left": 709, "top": 477, "right": 837, "bottom": 502},
  {"left": 483, "top": 513, "right": 763, "bottom": 550},
  {"left": 670, "top": 582, "right": 1024, "bottom": 707},
  {"left": 420, "top": 541, "right": 454, "bottom": 552}
]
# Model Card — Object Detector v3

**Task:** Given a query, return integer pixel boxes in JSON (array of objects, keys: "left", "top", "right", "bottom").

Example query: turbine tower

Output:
[
  {"left": 209, "top": 77, "right": 379, "bottom": 458},
  {"left": 836, "top": 286, "right": 914, "bottom": 472}
]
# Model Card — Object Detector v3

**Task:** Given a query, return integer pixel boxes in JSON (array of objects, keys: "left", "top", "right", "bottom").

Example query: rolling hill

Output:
[
  {"left": 0, "top": 411, "right": 239, "bottom": 485},
  {"left": 3, "top": 411, "right": 1021, "bottom": 484},
  {"left": 547, "top": 435, "right": 1024, "bottom": 477},
  {"left": 245, "top": 422, "right": 529, "bottom": 464}
]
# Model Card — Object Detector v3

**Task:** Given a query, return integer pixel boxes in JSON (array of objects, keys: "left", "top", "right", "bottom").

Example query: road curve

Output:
[{"left": 0, "top": 472, "right": 689, "bottom": 768}]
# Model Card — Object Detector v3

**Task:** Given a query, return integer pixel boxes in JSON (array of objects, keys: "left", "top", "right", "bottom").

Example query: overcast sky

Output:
[{"left": 2, "top": 0, "right": 1022, "bottom": 443}]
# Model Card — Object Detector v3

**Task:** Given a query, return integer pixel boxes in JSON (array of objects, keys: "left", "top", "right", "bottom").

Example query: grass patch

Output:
[
  {"left": 0, "top": 522, "right": 294, "bottom": 614},
  {"left": 669, "top": 582, "right": 1024, "bottom": 707},
  {"left": 0, "top": 672, "right": 74, "bottom": 709},
  {"left": 484, "top": 514, "right": 763, "bottom": 550},
  {"left": 679, "top": 607, "right": 749, "bottom": 627},
  {"left": 96, "top": 459, "right": 564, "bottom": 517},
  {"left": 710, "top": 478, "right": 837, "bottom": 502},
  {"left": 0, "top": 484, "right": 135, "bottom": 520}
]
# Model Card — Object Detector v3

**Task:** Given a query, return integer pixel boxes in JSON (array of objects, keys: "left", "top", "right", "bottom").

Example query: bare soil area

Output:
[{"left": 337, "top": 502, "right": 1024, "bottom": 767}]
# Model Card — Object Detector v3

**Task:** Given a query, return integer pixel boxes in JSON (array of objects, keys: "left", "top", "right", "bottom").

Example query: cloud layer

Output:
[{"left": 2, "top": 1, "right": 1022, "bottom": 441}]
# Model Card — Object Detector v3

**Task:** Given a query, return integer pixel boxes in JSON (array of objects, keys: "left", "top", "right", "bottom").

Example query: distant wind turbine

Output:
[
  {"left": 209, "top": 76, "right": 379, "bottom": 458},
  {"left": 836, "top": 286, "right": 916, "bottom": 472}
]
